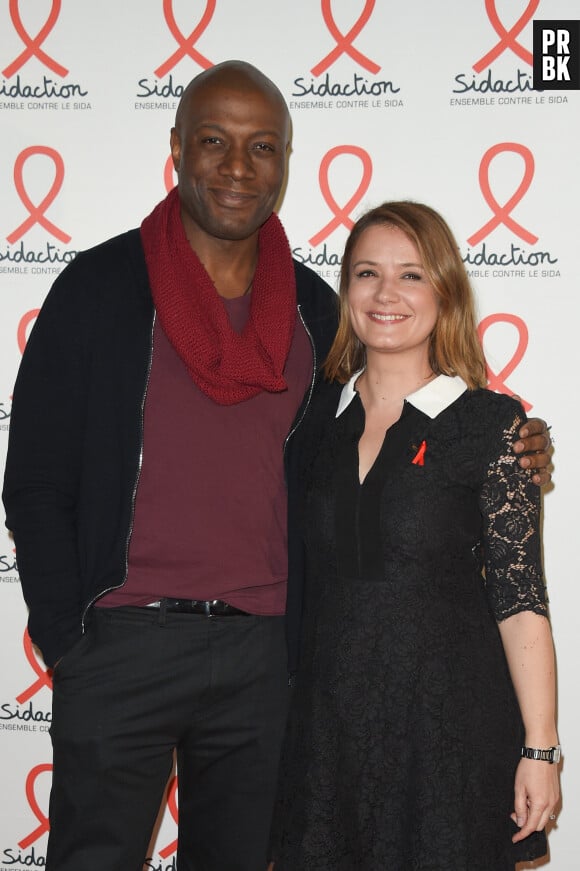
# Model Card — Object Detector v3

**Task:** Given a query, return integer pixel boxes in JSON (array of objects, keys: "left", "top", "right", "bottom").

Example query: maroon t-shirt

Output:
[{"left": 99, "top": 294, "right": 312, "bottom": 614}]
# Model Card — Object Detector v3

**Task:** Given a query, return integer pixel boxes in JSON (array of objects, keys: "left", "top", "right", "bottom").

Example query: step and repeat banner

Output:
[{"left": 0, "top": 1, "right": 578, "bottom": 869}]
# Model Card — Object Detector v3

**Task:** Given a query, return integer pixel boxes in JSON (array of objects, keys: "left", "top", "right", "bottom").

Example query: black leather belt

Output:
[{"left": 148, "top": 598, "right": 251, "bottom": 617}]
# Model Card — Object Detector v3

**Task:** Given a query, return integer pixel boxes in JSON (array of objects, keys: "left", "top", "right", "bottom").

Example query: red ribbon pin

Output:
[{"left": 412, "top": 440, "right": 427, "bottom": 466}]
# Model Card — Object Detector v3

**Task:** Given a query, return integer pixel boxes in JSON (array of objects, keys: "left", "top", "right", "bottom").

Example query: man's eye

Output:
[{"left": 253, "top": 142, "right": 275, "bottom": 152}]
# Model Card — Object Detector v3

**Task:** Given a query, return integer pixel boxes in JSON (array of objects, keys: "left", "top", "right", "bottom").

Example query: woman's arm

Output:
[
  {"left": 498, "top": 611, "right": 560, "bottom": 842},
  {"left": 480, "top": 397, "right": 560, "bottom": 843}
]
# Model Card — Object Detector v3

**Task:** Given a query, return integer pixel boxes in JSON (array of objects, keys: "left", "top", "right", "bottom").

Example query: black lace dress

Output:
[{"left": 272, "top": 377, "right": 548, "bottom": 870}]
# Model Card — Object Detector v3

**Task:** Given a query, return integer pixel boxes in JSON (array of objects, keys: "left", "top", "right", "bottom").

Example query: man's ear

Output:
[{"left": 170, "top": 127, "right": 181, "bottom": 172}]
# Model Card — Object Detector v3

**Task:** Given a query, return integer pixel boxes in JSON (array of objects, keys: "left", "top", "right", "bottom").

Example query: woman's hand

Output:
[{"left": 511, "top": 756, "right": 560, "bottom": 842}]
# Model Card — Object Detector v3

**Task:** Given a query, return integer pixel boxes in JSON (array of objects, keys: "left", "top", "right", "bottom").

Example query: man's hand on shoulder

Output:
[{"left": 513, "top": 417, "right": 552, "bottom": 487}]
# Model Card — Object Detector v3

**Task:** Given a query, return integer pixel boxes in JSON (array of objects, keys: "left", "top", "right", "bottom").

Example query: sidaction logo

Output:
[
  {"left": 478, "top": 313, "right": 532, "bottom": 411},
  {"left": 0, "top": 397, "right": 11, "bottom": 432},
  {"left": 449, "top": 0, "right": 555, "bottom": 106},
  {"left": 461, "top": 142, "right": 559, "bottom": 280},
  {"left": 1, "top": 0, "right": 90, "bottom": 110},
  {"left": 290, "top": 0, "right": 403, "bottom": 111},
  {"left": 164, "top": 155, "right": 176, "bottom": 194},
  {"left": 292, "top": 144, "right": 373, "bottom": 280},
  {"left": 0, "top": 147, "right": 78, "bottom": 277},
  {"left": 17, "top": 309, "right": 40, "bottom": 354},
  {"left": 144, "top": 776, "right": 178, "bottom": 871},
  {"left": 135, "top": 0, "right": 215, "bottom": 110},
  {"left": 0, "top": 546, "right": 17, "bottom": 576},
  {"left": 1, "top": 763, "right": 51, "bottom": 868},
  {"left": 0, "top": 629, "right": 52, "bottom": 732}
]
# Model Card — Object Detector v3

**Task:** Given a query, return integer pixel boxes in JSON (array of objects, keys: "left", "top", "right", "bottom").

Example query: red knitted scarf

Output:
[{"left": 140, "top": 187, "right": 297, "bottom": 405}]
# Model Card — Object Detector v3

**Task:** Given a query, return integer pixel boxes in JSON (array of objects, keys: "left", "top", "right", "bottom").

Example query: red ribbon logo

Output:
[
  {"left": 164, "top": 154, "right": 176, "bottom": 193},
  {"left": 17, "top": 309, "right": 40, "bottom": 354},
  {"left": 19, "top": 763, "right": 52, "bottom": 849},
  {"left": 473, "top": 0, "right": 537, "bottom": 73},
  {"left": 467, "top": 143, "right": 538, "bottom": 247},
  {"left": 158, "top": 776, "right": 178, "bottom": 859},
  {"left": 154, "top": 0, "right": 215, "bottom": 78},
  {"left": 3, "top": 0, "right": 68, "bottom": 78},
  {"left": 309, "top": 145, "right": 373, "bottom": 247},
  {"left": 16, "top": 628, "right": 53, "bottom": 704},
  {"left": 312, "top": 0, "right": 380, "bottom": 76},
  {"left": 8, "top": 146, "right": 71, "bottom": 245},
  {"left": 478, "top": 313, "right": 531, "bottom": 411}
]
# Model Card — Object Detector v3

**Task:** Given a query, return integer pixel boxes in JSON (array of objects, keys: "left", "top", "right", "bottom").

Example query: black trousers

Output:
[{"left": 47, "top": 605, "right": 290, "bottom": 871}]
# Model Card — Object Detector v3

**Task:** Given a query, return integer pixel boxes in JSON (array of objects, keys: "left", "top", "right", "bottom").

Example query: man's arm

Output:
[{"left": 2, "top": 268, "right": 87, "bottom": 667}]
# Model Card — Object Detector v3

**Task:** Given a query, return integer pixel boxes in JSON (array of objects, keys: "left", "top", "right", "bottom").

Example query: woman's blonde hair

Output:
[{"left": 323, "top": 201, "right": 487, "bottom": 389}]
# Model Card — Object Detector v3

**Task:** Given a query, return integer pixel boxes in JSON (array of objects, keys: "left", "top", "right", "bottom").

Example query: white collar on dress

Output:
[{"left": 335, "top": 371, "right": 468, "bottom": 419}]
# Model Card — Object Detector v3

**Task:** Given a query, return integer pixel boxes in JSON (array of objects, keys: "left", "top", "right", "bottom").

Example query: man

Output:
[{"left": 2, "top": 61, "right": 550, "bottom": 871}]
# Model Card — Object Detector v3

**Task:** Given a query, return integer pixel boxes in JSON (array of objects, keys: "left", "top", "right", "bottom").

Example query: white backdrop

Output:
[{"left": 0, "top": 1, "right": 578, "bottom": 868}]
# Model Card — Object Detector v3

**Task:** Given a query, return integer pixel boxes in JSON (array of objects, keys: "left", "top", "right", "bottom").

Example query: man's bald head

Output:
[
  {"left": 174, "top": 60, "right": 291, "bottom": 143},
  {"left": 169, "top": 60, "right": 292, "bottom": 247}
]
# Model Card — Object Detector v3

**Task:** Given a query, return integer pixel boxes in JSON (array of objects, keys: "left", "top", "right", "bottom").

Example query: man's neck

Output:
[{"left": 181, "top": 221, "right": 259, "bottom": 299}]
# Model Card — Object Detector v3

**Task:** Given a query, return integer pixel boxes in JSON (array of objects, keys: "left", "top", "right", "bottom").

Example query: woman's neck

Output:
[{"left": 357, "top": 351, "right": 436, "bottom": 409}]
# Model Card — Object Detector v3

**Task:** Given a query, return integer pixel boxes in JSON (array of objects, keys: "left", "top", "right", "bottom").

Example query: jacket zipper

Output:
[
  {"left": 80, "top": 311, "right": 156, "bottom": 633},
  {"left": 284, "top": 304, "right": 317, "bottom": 456}
]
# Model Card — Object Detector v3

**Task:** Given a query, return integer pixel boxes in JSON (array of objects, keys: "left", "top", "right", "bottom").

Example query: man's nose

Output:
[{"left": 219, "top": 145, "right": 254, "bottom": 178}]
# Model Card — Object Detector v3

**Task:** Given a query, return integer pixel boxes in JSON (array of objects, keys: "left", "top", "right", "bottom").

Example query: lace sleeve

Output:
[{"left": 479, "top": 403, "right": 548, "bottom": 622}]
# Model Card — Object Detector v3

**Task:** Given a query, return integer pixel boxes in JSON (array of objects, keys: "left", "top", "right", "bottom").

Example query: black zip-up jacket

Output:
[{"left": 2, "top": 228, "right": 338, "bottom": 668}]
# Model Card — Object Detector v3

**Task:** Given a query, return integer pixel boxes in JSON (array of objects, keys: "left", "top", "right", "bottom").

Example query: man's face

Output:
[{"left": 170, "top": 80, "right": 290, "bottom": 246}]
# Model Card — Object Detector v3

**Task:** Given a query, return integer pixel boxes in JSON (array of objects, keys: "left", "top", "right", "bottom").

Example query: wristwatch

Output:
[{"left": 521, "top": 744, "right": 562, "bottom": 764}]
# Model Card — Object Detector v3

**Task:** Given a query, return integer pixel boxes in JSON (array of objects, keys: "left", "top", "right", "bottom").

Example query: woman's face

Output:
[{"left": 347, "top": 224, "right": 439, "bottom": 362}]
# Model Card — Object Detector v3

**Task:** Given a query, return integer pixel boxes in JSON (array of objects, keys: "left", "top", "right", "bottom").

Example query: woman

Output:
[{"left": 271, "top": 202, "right": 559, "bottom": 870}]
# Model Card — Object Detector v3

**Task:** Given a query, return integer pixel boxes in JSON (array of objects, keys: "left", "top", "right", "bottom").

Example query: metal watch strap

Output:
[{"left": 521, "top": 744, "right": 561, "bottom": 764}]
